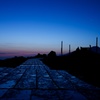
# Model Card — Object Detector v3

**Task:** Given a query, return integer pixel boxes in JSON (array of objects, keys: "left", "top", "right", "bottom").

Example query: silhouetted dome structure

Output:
[{"left": 48, "top": 51, "right": 56, "bottom": 58}]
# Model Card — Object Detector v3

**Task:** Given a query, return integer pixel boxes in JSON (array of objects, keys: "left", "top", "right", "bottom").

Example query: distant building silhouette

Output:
[
  {"left": 77, "top": 37, "right": 100, "bottom": 54},
  {"left": 80, "top": 47, "right": 90, "bottom": 51}
]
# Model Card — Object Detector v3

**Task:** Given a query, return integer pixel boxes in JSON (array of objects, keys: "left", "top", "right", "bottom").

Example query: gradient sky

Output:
[{"left": 0, "top": 0, "right": 100, "bottom": 58}]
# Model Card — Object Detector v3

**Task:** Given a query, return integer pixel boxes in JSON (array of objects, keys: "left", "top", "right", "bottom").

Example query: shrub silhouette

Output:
[{"left": 48, "top": 51, "right": 56, "bottom": 58}]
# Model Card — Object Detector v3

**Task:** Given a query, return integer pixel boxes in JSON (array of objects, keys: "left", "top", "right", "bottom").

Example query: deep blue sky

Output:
[{"left": 0, "top": 0, "right": 100, "bottom": 57}]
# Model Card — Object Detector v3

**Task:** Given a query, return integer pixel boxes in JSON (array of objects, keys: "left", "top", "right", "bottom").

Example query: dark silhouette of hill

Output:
[
  {"left": 0, "top": 56, "right": 28, "bottom": 68},
  {"left": 42, "top": 48, "right": 100, "bottom": 88},
  {"left": 34, "top": 53, "right": 47, "bottom": 58},
  {"left": 0, "top": 53, "right": 47, "bottom": 68}
]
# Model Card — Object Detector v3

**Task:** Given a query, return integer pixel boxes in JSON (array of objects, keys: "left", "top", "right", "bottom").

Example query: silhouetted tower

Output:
[
  {"left": 96, "top": 37, "right": 98, "bottom": 53},
  {"left": 69, "top": 44, "right": 71, "bottom": 53},
  {"left": 96, "top": 37, "right": 98, "bottom": 47},
  {"left": 61, "top": 41, "right": 63, "bottom": 55},
  {"left": 89, "top": 45, "right": 91, "bottom": 51}
]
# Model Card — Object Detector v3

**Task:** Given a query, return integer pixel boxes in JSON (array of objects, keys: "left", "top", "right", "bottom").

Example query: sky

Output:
[{"left": 0, "top": 0, "right": 100, "bottom": 58}]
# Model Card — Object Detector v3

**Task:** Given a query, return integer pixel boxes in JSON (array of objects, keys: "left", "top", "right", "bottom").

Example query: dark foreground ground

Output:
[
  {"left": 42, "top": 49, "right": 100, "bottom": 88},
  {"left": 0, "top": 56, "right": 28, "bottom": 68},
  {"left": 0, "top": 59, "right": 100, "bottom": 100},
  {"left": 0, "top": 48, "right": 100, "bottom": 89}
]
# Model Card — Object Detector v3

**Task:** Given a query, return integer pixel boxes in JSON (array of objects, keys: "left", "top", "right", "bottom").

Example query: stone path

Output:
[{"left": 0, "top": 59, "right": 100, "bottom": 100}]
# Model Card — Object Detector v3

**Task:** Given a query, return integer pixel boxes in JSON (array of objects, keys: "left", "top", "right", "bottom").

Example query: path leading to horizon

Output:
[{"left": 0, "top": 59, "right": 100, "bottom": 100}]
